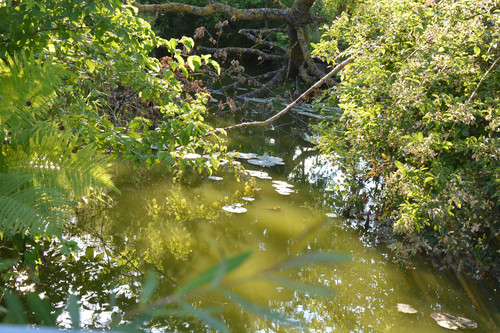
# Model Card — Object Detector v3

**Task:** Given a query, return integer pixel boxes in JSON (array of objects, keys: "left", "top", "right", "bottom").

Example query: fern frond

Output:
[
  {"left": 4, "top": 126, "right": 118, "bottom": 199},
  {"left": 0, "top": 52, "right": 69, "bottom": 126},
  {"left": 0, "top": 173, "right": 68, "bottom": 237}
]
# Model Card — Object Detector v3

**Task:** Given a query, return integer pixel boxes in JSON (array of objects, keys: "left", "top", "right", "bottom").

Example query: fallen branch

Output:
[
  {"left": 198, "top": 46, "right": 284, "bottom": 62},
  {"left": 213, "top": 70, "right": 282, "bottom": 95},
  {"left": 206, "top": 56, "right": 354, "bottom": 135}
]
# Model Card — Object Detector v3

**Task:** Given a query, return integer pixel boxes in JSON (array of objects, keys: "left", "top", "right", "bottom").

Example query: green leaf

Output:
[
  {"left": 274, "top": 251, "right": 351, "bottom": 271},
  {"left": 3, "top": 291, "right": 27, "bottom": 324},
  {"left": 85, "top": 59, "right": 95, "bottom": 73},
  {"left": 67, "top": 294, "right": 80, "bottom": 329},
  {"left": 474, "top": 46, "right": 480, "bottom": 56},
  {"left": 176, "top": 251, "right": 252, "bottom": 296},
  {"left": 424, "top": 176, "right": 435, "bottom": 184},
  {"left": 140, "top": 270, "right": 159, "bottom": 304},
  {"left": 26, "top": 292, "right": 56, "bottom": 326},
  {"left": 179, "top": 302, "right": 229, "bottom": 333},
  {"left": 394, "top": 160, "right": 404, "bottom": 171},
  {"left": 264, "top": 275, "right": 335, "bottom": 297},
  {"left": 0, "top": 259, "right": 18, "bottom": 273}
]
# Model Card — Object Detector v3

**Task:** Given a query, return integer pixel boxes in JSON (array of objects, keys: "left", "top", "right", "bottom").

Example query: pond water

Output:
[{"left": 33, "top": 115, "right": 500, "bottom": 331}]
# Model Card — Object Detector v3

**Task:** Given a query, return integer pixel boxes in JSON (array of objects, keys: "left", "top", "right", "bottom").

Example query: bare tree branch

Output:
[
  {"left": 238, "top": 29, "right": 287, "bottom": 53},
  {"left": 205, "top": 57, "right": 354, "bottom": 135},
  {"left": 240, "top": 69, "right": 287, "bottom": 98},
  {"left": 213, "top": 70, "right": 282, "bottom": 95},
  {"left": 135, "top": 2, "right": 288, "bottom": 21},
  {"left": 197, "top": 46, "right": 284, "bottom": 62}
]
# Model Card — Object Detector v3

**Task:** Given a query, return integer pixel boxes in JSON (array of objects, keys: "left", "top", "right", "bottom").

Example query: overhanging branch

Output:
[{"left": 206, "top": 56, "right": 354, "bottom": 135}]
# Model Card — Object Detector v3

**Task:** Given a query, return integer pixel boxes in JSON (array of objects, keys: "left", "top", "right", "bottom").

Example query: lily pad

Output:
[
  {"left": 258, "top": 155, "right": 285, "bottom": 165},
  {"left": 397, "top": 303, "right": 418, "bottom": 314},
  {"left": 430, "top": 313, "right": 478, "bottom": 330},
  {"left": 275, "top": 188, "right": 294, "bottom": 195},
  {"left": 247, "top": 170, "right": 272, "bottom": 180},
  {"left": 222, "top": 204, "right": 247, "bottom": 214},
  {"left": 230, "top": 152, "right": 258, "bottom": 159},
  {"left": 208, "top": 176, "right": 223, "bottom": 181},
  {"left": 272, "top": 180, "right": 294, "bottom": 188},
  {"left": 247, "top": 159, "right": 275, "bottom": 167}
]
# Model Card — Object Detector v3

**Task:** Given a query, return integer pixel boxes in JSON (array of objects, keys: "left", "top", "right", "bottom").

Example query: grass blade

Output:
[
  {"left": 223, "top": 290, "right": 301, "bottom": 327},
  {"left": 264, "top": 275, "right": 335, "bottom": 297},
  {"left": 176, "top": 251, "right": 252, "bottom": 296}
]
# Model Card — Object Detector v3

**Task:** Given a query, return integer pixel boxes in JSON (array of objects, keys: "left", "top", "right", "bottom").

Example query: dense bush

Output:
[{"left": 314, "top": 0, "right": 499, "bottom": 277}]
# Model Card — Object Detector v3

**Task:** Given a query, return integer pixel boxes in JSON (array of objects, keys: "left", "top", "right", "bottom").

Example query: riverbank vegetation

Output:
[{"left": 314, "top": 0, "right": 499, "bottom": 278}]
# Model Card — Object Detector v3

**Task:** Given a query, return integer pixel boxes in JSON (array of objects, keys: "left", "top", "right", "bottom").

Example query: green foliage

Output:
[
  {"left": 0, "top": 52, "right": 116, "bottom": 239},
  {"left": 314, "top": 0, "right": 500, "bottom": 276},
  {"left": 1, "top": 0, "right": 224, "bottom": 171}
]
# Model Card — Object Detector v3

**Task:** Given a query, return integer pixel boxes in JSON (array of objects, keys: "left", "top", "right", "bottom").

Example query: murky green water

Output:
[{"left": 35, "top": 118, "right": 500, "bottom": 331}]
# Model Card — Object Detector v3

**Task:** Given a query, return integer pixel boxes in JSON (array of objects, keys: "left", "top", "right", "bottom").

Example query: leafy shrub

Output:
[{"left": 314, "top": 0, "right": 500, "bottom": 277}]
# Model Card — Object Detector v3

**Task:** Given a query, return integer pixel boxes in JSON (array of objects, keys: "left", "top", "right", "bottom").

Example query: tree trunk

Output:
[{"left": 136, "top": 0, "right": 332, "bottom": 97}]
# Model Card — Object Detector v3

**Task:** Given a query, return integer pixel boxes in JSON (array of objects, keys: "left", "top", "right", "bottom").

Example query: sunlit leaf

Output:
[
  {"left": 430, "top": 313, "right": 478, "bottom": 330},
  {"left": 397, "top": 303, "right": 418, "bottom": 314}
]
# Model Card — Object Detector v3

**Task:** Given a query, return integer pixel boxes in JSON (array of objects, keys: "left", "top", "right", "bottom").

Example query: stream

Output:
[{"left": 28, "top": 113, "right": 500, "bottom": 332}]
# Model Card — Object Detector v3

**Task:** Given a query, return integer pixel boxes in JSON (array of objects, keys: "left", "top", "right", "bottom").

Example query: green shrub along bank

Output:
[
  {"left": 314, "top": 0, "right": 499, "bottom": 278},
  {"left": 0, "top": 0, "right": 222, "bottom": 298}
]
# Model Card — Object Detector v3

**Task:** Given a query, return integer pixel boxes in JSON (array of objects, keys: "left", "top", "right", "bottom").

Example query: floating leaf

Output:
[
  {"left": 397, "top": 303, "right": 418, "bottom": 314},
  {"left": 272, "top": 180, "right": 294, "bottom": 188},
  {"left": 247, "top": 170, "right": 272, "bottom": 179},
  {"left": 247, "top": 159, "right": 275, "bottom": 167},
  {"left": 431, "top": 313, "right": 478, "bottom": 330},
  {"left": 222, "top": 204, "right": 247, "bottom": 213},
  {"left": 258, "top": 155, "right": 285, "bottom": 165},
  {"left": 230, "top": 152, "right": 257, "bottom": 159},
  {"left": 275, "top": 188, "right": 294, "bottom": 195}
]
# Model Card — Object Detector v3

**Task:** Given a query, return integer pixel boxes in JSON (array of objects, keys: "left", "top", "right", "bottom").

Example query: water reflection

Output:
[{"left": 23, "top": 119, "right": 500, "bottom": 331}]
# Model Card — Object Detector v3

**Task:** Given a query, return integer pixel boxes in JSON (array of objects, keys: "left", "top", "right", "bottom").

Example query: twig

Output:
[
  {"left": 468, "top": 56, "right": 499, "bottom": 103},
  {"left": 206, "top": 57, "right": 354, "bottom": 135}
]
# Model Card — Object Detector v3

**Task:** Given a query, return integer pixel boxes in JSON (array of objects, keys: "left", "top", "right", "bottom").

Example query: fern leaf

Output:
[{"left": 0, "top": 173, "right": 68, "bottom": 237}]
